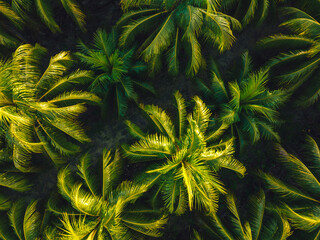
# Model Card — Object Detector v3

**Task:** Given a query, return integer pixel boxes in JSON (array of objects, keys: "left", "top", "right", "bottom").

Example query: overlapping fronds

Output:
[
  {"left": 199, "top": 52, "right": 286, "bottom": 149},
  {"left": 221, "top": 0, "right": 279, "bottom": 26},
  {"left": 117, "top": 0, "right": 240, "bottom": 75},
  {"left": 259, "top": 7, "right": 320, "bottom": 106},
  {"left": 123, "top": 92, "right": 244, "bottom": 215},
  {"left": 0, "top": 44, "right": 99, "bottom": 171},
  {"left": 6, "top": 200, "right": 43, "bottom": 239},
  {"left": 53, "top": 149, "right": 167, "bottom": 239},
  {"left": 76, "top": 28, "right": 153, "bottom": 118},
  {"left": 261, "top": 137, "right": 320, "bottom": 235},
  {"left": 196, "top": 190, "right": 292, "bottom": 240}
]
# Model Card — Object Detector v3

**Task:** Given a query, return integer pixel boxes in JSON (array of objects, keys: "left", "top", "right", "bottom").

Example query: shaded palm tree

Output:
[
  {"left": 198, "top": 52, "right": 287, "bottom": 151},
  {"left": 259, "top": 7, "right": 320, "bottom": 106},
  {"left": 260, "top": 136, "right": 320, "bottom": 238},
  {"left": 123, "top": 91, "right": 246, "bottom": 215},
  {"left": 0, "top": 200, "right": 50, "bottom": 240},
  {"left": 76, "top": 28, "right": 155, "bottom": 118},
  {"left": 117, "top": 0, "right": 241, "bottom": 76},
  {"left": 0, "top": 44, "right": 100, "bottom": 172},
  {"left": 13, "top": 0, "right": 86, "bottom": 32},
  {"left": 0, "top": 0, "right": 86, "bottom": 48},
  {"left": 192, "top": 190, "right": 292, "bottom": 240},
  {"left": 0, "top": 0, "right": 28, "bottom": 47},
  {"left": 50, "top": 149, "right": 167, "bottom": 239}
]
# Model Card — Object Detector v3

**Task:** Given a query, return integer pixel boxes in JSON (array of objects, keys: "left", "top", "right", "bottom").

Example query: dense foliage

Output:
[
  {"left": 124, "top": 92, "right": 245, "bottom": 215},
  {"left": 198, "top": 52, "right": 287, "bottom": 150},
  {"left": 0, "top": 0, "right": 319, "bottom": 239}
]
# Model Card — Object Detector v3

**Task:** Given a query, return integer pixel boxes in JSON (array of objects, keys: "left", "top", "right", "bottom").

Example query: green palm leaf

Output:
[
  {"left": 35, "top": 0, "right": 60, "bottom": 32},
  {"left": 60, "top": 0, "right": 86, "bottom": 31}
]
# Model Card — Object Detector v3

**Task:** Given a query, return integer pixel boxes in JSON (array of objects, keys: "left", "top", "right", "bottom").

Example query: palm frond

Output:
[
  {"left": 119, "top": 12, "right": 165, "bottom": 46},
  {"left": 185, "top": 33, "right": 203, "bottom": 76},
  {"left": 59, "top": 213, "right": 96, "bottom": 239},
  {"left": 237, "top": 51, "right": 253, "bottom": 82},
  {"left": 45, "top": 118, "right": 90, "bottom": 143},
  {"left": 125, "top": 133, "right": 173, "bottom": 161},
  {"left": 140, "top": 104, "right": 176, "bottom": 141},
  {"left": 257, "top": 122, "right": 280, "bottom": 142},
  {"left": 249, "top": 190, "right": 265, "bottom": 240},
  {"left": 142, "top": 13, "right": 175, "bottom": 62},
  {"left": 210, "top": 213, "right": 235, "bottom": 240},
  {"left": 0, "top": 193, "right": 12, "bottom": 210},
  {"left": 77, "top": 153, "right": 99, "bottom": 196},
  {"left": 192, "top": 96, "right": 212, "bottom": 133},
  {"left": 35, "top": 0, "right": 60, "bottom": 32},
  {"left": 256, "top": 0, "right": 270, "bottom": 26},
  {"left": 0, "top": 214, "right": 16, "bottom": 239},
  {"left": 259, "top": 171, "right": 320, "bottom": 203},
  {"left": 48, "top": 90, "right": 100, "bottom": 105},
  {"left": 282, "top": 204, "right": 320, "bottom": 232},
  {"left": 174, "top": 91, "right": 187, "bottom": 140},
  {"left": 60, "top": 0, "right": 86, "bottom": 31},
  {"left": 120, "top": 213, "right": 167, "bottom": 238},
  {"left": 242, "top": 0, "right": 258, "bottom": 26},
  {"left": 226, "top": 193, "right": 246, "bottom": 238},
  {"left": 38, "top": 121, "right": 81, "bottom": 156},
  {"left": 39, "top": 70, "right": 94, "bottom": 100},
  {"left": 167, "top": 28, "right": 179, "bottom": 75},
  {"left": 215, "top": 156, "right": 246, "bottom": 177},
  {"left": 69, "top": 183, "right": 103, "bottom": 216},
  {"left": 35, "top": 51, "right": 72, "bottom": 95},
  {"left": 205, "top": 122, "right": 229, "bottom": 142},
  {"left": 276, "top": 144, "right": 320, "bottom": 195},
  {"left": 125, "top": 120, "right": 146, "bottom": 139},
  {"left": 258, "top": 35, "right": 316, "bottom": 50},
  {"left": 201, "top": 10, "right": 236, "bottom": 52},
  {"left": 9, "top": 201, "right": 26, "bottom": 239},
  {"left": 162, "top": 177, "right": 187, "bottom": 214},
  {"left": 305, "top": 135, "right": 320, "bottom": 170},
  {"left": 0, "top": 1, "right": 23, "bottom": 27},
  {"left": 23, "top": 201, "right": 41, "bottom": 240},
  {"left": 102, "top": 149, "right": 122, "bottom": 199},
  {"left": 0, "top": 172, "right": 32, "bottom": 191}
]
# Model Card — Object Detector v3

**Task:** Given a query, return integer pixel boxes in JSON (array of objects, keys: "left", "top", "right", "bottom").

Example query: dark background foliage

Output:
[{"left": 1, "top": 0, "right": 320, "bottom": 239}]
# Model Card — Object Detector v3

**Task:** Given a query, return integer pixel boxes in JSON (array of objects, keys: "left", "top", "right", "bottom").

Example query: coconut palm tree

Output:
[
  {"left": 197, "top": 52, "right": 287, "bottom": 151},
  {"left": 192, "top": 190, "right": 293, "bottom": 240},
  {"left": 260, "top": 135, "right": 320, "bottom": 238},
  {"left": 0, "top": 44, "right": 100, "bottom": 172},
  {"left": 258, "top": 7, "right": 320, "bottom": 106},
  {"left": 117, "top": 0, "right": 241, "bottom": 76},
  {"left": 51, "top": 149, "right": 167, "bottom": 239},
  {"left": 123, "top": 91, "right": 246, "bottom": 215},
  {"left": 76, "top": 28, "right": 155, "bottom": 118}
]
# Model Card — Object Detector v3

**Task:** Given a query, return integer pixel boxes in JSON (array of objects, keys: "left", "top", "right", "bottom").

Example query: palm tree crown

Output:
[
  {"left": 123, "top": 91, "right": 246, "bottom": 215},
  {"left": 117, "top": 0, "right": 241, "bottom": 76},
  {"left": 0, "top": 44, "right": 100, "bottom": 172},
  {"left": 52, "top": 149, "right": 167, "bottom": 239},
  {"left": 76, "top": 28, "right": 154, "bottom": 118},
  {"left": 259, "top": 7, "right": 320, "bottom": 106},
  {"left": 193, "top": 190, "right": 292, "bottom": 240},
  {"left": 260, "top": 136, "right": 320, "bottom": 237},
  {"left": 198, "top": 52, "right": 287, "bottom": 150}
]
